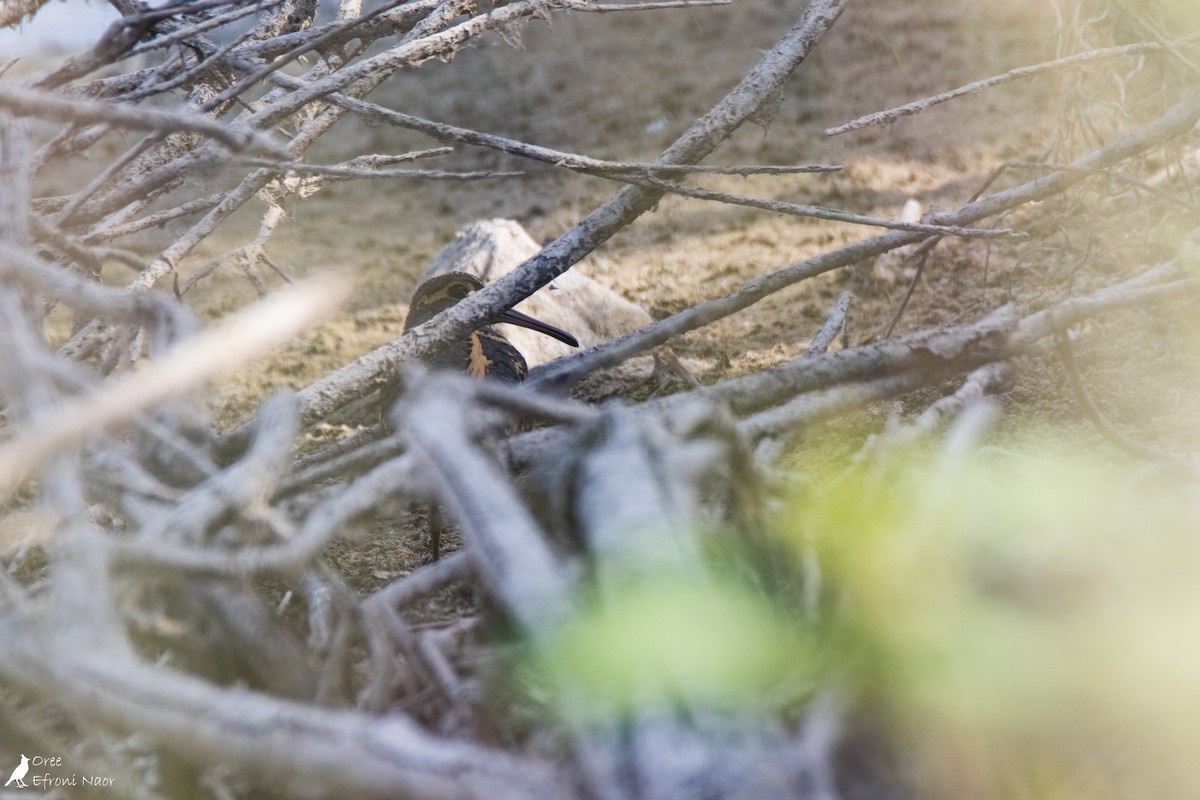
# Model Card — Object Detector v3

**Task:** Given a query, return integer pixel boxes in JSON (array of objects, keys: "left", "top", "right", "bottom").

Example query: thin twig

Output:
[
  {"left": 825, "top": 41, "right": 1173, "bottom": 136},
  {"left": 121, "top": 24, "right": 266, "bottom": 103},
  {"left": 192, "top": 0, "right": 417, "bottom": 116},
  {"left": 110, "top": 450, "right": 423, "bottom": 577},
  {"left": 562, "top": 0, "right": 729, "bottom": 10},
  {"left": 238, "top": 157, "right": 522, "bottom": 181},
  {"left": 880, "top": 238, "right": 936, "bottom": 338},
  {"left": 125, "top": 0, "right": 287, "bottom": 57},
  {"left": 0, "top": 276, "right": 350, "bottom": 497},
  {"left": 643, "top": 175, "right": 1021, "bottom": 238},
  {"left": 805, "top": 291, "right": 851, "bottom": 356},
  {"left": 0, "top": 86, "right": 283, "bottom": 156},
  {"left": 83, "top": 193, "right": 226, "bottom": 243},
  {"left": 528, "top": 89, "right": 1200, "bottom": 391},
  {"left": 1002, "top": 159, "right": 1200, "bottom": 213},
  {"left": 256, "top": 0, "right": 850, "bottom": 438},
  {"left": 363, "top": 551, "right": 472, "bottom": 612},
  {"left": 220, "top": 64, "right": 843, "bottom": 180},
  {"left": 1055, "top": 330, "right": 1186, "bottom": 464}
]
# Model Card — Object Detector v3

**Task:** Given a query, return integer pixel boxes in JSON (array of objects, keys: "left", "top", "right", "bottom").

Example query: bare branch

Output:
[
  {"left": 82, "top": 193, "right": 225, "bottom": 242},
  {"left": 0, "top": 85, "right": 284, "bottom": 156},
  {"left": 825, "top": 41, "right": 1175, "bottom": 136},
  {"left": 236, "top": 156, "right": 523, "bottom": 182},
  {"left": 805, "top": 291, "right": 851, "bottom": 357},
  {"left": 562, "top": 0, "right": 730, "bottom": 10},
  {"left": 275, "top": 0, "right": 850, "bottom": 435},
  {"left": 0, "top": 276, "right": 351, "bottom": 497},
  {"left": 640, "top": 175, "right": 1022, "bottom": 238},
  {"left": 243, "top": 67, "right": 842, "bottom": 178},
  {"left": 0, "top": 638, "right": 575, "bottom": 800},
  {"left": 364, "top": 551, "right": 472, "bottom": 613},
  {"left": 529, "top": 88, "right": 1200, "bottom": 390},
  {"left": 110, "top": 449, "right": 423, "bottom": 578},
  {"left": 396, "top": 374, "right": 575, "bottom": 634},
  {"left": 125, "top": 0, "right": 287, "bottom": 57}
]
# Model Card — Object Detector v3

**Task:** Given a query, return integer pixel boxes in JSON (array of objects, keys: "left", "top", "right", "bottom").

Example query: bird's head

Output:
[
  {"left": 404, "top": 272, "right": 486, "bottom": 328},
  {"left": 403, "top": 271, "right": 579, "bottom": 347}
]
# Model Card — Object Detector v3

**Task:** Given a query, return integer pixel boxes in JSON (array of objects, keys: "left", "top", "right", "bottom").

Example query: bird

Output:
[
  {"left": 379, "top": 272, "right": 579, "bottom": 561},
  {"left": 379, "top": 271, "right": 579, "bottom": 422},
  {"left": 5, "top": 755, "right": 29, "bottom": 788}
]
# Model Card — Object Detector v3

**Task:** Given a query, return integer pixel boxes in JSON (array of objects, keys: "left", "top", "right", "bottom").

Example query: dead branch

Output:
[
  {"left": 825, "top": 41, "right": 1175, "bottom": 136},
  {"left": 241, "top": 67, "right": 843, "bottom": 180},
  {"left": 2, "top": 2, "right": 1197, "bottom": 798},
  {"left": 640, "top": 175, "right": 1022, "bottom": 238},
  {"left": 0, "top": 634, "right": 576, "bottom": 800},
  {"left": 0, "top": 85, "right": 283, "bottom": 155},
  {"left": 530, "top": 88, "right": 1200, "bottom": 390},
  {"left": 109, "top": 448, "right": 425, "bottom": 579},
  {"left": 391, "top": 0, "right": 850, "bottom": 366},
  {"left": 260, "top": 0, "right": 849, "bottom": 439},
  {"left": 806, "top": 291, "right": 852, "bottom": 356},
  {"left": 396, "top": 374, "right": 574, "bottom": 634},
  {"left": 563, "top": 0, "right": 730, "bottom": 10},
  {"left": 364, "top": 551, "right": 473, "bottom": 613},
  {"left": 236, "top": 157, "right": 524, "bottom": 182},
  {"left": 0, "top": 276, "right": 350, "bottom": 496}
]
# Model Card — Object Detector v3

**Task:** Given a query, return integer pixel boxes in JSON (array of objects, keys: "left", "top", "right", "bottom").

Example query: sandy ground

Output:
[
  {"left": 30, "top": 0, "right": 1200, "bottom": 589},
  {"left": 148, "top": 0, "right": 1184, "bottom": 591},
  {"left": 5, "top": 5, "right": 1200, "bottom": 792},
  {"left": 196, "top": 0, "right": 1069, "bottom": 424}
]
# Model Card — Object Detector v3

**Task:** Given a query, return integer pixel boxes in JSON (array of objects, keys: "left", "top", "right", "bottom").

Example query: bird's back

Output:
[{"left": 467, "top": 327, "right": 528, "bottom": 382}]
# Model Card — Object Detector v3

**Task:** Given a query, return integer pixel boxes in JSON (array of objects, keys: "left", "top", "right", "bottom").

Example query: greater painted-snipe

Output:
[
  {"left": 380, "top": 271, "right": 579, "bottom": 561},
  {"left": 379, "top": 271, "right": 579, "bottom": 422}
]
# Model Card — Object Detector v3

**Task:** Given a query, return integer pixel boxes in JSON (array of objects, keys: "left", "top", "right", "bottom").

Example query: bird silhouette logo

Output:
[{"left": 3, "top": 754, "right": 29, "bottom": 788}]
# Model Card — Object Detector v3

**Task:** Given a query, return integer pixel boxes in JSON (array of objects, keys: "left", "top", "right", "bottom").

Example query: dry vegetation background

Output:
[{"left": 1, "top": 0, "right": 1200, "bottom": 798}]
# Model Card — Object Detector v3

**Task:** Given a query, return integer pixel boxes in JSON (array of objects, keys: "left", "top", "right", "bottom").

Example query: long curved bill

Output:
[{"left": 497, "top": 308, "right": 579, "bottom": 348}]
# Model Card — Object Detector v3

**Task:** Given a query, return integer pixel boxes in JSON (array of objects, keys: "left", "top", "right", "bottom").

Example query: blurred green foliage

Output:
[
  {"left": 533, "top": 572, "right": 817, "bottom": 717},
  {"left": 529, "top": 439, "right": 1200, "bottom": 799},
  {"left": 805, "top": 448, "right": 1200, "bottom": 799}
]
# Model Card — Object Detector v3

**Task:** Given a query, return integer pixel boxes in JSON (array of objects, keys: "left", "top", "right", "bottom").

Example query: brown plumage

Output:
[
  {"left": 380, "top": 271, "right": 579, "bottom": 561},
  {"left": 379, "top": 271, "right": 578, "bottom": 424}
]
